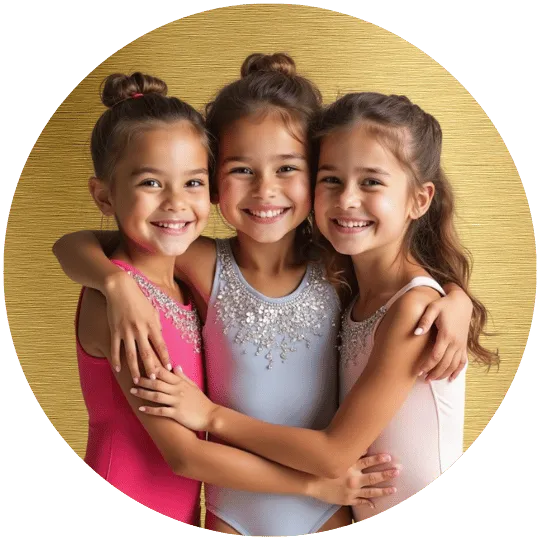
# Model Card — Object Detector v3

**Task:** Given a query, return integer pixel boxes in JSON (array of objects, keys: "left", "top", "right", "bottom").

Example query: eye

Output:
[
  {"left": 139, "top": 179, "right": 161, "bottom": 188},
  {"left": 277, "top": 165, "right": 298, "bottom": 174},
  {"left": 362, "top": 178, "right": 382, "bottom": 187},
  {"left": 318, "top": 176, "right": 341, "bottom": 185},
  {"left": 230, "top": 167, "right": 253, "bottom": 175},
  {"left": 185, "top": 179, "right": 205, "bottom": 188}
]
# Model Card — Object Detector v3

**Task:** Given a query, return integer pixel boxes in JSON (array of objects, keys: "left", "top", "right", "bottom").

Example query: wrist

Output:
[
  {"left": 207, "top": 404, "right": 224, "bottom": 434},
  {"left": 304, "top": 475, "right": 320, "bottom": 499},
  {"left": 102, "top": 270, "right": 131, "bottom": 297}
]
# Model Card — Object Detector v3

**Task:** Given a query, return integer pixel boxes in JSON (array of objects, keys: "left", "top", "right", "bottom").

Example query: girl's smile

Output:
[{"left": 216, "top": 111, "right": 311, "bottom": 245}]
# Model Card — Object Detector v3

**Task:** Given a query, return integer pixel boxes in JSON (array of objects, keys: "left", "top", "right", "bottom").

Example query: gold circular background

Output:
[{"left": 5, "top": 3, "right": 534, "bottom": 471}]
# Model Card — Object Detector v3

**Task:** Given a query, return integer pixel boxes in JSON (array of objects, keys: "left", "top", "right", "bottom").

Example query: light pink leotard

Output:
[
  {"left": 339, "top": 276, "right": 466, "bottom": 520},
  {"left": 76, "top": 260, "right": 204, "bottom": 524}
]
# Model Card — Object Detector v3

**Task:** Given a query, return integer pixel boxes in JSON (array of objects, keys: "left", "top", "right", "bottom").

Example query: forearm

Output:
[
  {"left": 52, "top": 231, "right": 122, "bottom": 293},
  {"left": 208, "top": 407, "right": 341, "bottom": 478},
  {"left": 178, "top": 437, "right": 318, "bottom": 496}
]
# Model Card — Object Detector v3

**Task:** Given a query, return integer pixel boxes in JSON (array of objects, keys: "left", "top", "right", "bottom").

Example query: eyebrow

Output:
[
  {"left": 318, "top": 164, "right": 390, "bottom": 176},
  {"left": 130, "top": 166, "right": 208, "bottom": 177},
  {"left": 222, "top": 153, "right": 306, "bottom": 164}
]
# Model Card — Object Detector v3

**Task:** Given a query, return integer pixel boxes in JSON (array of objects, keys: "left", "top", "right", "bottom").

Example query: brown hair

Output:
[
  {"left": 313, "top": 92, "right": 499, "bottom": 367},
  {"left": 205, "top": 53, "right": 322, "bottom": 260},
  {"left": 90, "top": 72, "right": 208, "bottom": 183}
]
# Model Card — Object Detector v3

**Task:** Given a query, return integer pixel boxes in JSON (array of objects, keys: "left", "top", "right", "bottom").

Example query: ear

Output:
[
  {"left": 410, "top": 181, "right": 435, "bottom": 220},
  {"left": 88, "top": 176, "right": 115, "bottom": 216}
]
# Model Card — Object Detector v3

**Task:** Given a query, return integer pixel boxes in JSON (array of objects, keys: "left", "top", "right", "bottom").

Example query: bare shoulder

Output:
[
  {"left": 375, "top": 286, "right": 441, "bottom": 349},
  {"left": 77, "top": 288, "right": 110, "bottom": 358},
  {"left": 174, "top": 236, "right": 217, "bottom": 300}
]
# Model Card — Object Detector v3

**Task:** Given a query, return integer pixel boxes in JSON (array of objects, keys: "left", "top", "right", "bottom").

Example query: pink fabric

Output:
[{"left": 76, "top": 259, "right": 204, "bottom": 524}]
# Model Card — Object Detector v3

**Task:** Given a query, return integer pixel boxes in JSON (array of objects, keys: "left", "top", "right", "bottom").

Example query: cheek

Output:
[{"left": 288, "top": 176, "right": 312, "bottom": 210}]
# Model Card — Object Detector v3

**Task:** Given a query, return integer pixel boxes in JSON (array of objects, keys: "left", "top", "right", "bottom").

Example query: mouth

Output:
[
  {"left": 150, "top": 220, "right": 193, "bottom": 235},
  {"left": 331, "top": 218, "right": 374, "bottom": 234},
  {"left": 242, "top": 207, "right": 291, "bottom": 223}
]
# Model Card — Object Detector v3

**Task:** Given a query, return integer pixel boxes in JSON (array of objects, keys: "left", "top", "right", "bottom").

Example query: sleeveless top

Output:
[
  {"left": 202, "top": 239, "right": 342, "bottom": 536},
  {"left": 339, "top": 276, "right": 466, "bottom": 521},
  {"left": 76, "top": 260, "right": 205, "bottom": 525}
]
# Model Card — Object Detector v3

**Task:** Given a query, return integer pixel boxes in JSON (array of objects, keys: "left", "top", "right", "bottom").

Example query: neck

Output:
[
  {"left": 112, "top": 236, "right": 177, "bottom": 289},
  {"left": 232, "top": 229, "right": 299, "bottom": 274},
  {"left": 351, "top": 240, "right": 425, "bottom": 303}
]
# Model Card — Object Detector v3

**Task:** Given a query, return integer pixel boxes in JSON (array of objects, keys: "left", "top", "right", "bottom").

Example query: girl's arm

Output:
[
  {"left": 416, "top": 283, "right": 472, "bottom": 381},
  {"left": 53, "top": 230, "right": 171, "bottom": 379},
  {"left": 78, "top": 288, "right": 397, "bottom": 505},
  {"left": 137, "top": 288, "right": 438, "bottom": 479}
]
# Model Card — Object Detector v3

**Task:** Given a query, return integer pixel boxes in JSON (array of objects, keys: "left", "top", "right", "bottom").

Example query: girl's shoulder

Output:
[{"left": 174, "top": 236, "right": 218, "bottom": 301}]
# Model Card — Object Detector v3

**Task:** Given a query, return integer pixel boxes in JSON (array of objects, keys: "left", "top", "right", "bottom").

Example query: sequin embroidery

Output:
[
  {"left": 213, "top": 241, "right": 337, "bottom": 369},
  {"left": 339, "top": 302, "right": 387, "bottom": 366},
  {"left": 128, "top": 271, "right": 202, "bottom": 354}
]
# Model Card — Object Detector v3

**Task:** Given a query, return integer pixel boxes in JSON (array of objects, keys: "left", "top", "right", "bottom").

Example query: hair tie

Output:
[{"left": 131, "top": 93, "right": 144, "bottom": 99}]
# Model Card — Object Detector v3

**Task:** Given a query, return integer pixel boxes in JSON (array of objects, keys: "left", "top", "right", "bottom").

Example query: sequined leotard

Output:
[
  {"left": 203, "top": 239, "right": 341, "bottom": 536},
  {"left": 76, "top": 260, "right": 205, "bottom": 524},
  {"left": 340, "top": 276, "right": 466, "bottom": 521}
]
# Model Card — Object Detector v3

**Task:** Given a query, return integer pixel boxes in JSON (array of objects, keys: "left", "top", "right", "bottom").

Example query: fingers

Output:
[
  {"left": 130, "top": 387, "right": 174, "bottom": 405},
  {"left": 414, "top": 304, "right": 440, "bottom": 338},
  {"left": 172, "top": 366, "right": 198, "bottom": 387},
  {"left": 123, "top": 333, "right": 141, "bottom": 384},
  {"left": 149, "top": 323, "right": 171, "bottom": 371},
  {"left": 356, "top": 486, "right": 397, "bottom": 499},
  {"left": 449, "top": 352, "right": 468, "bottom": 382},
  {"left": 136, "top": 376, "right": 175, "bottom": 393},
  {"left": 356, "top": 453, "right": 392, "bottom": 470},
  {"left": 352, "top": 498, "right": 375, "bottom": 509},
  {"left": 418, "top": 331, "right": 449, "bottom": 377},
  {"left": 425, "top": 345, "right": 455, "bottom": 381},
  {"left": 138, "top": 405, "right": 174, "bottom": 418},
  {"left": 434, "top": 348, "right": 461, "bottom": 381},
  {"left": 154, "top": 366, "right": 184, "bottom": 384},
  {"left": 136, "top": 332, "right": 160, "bottom": 382},
  {"left": 110, "top": 334, "right": 122, "bottom": 374},
  {"left": 361, "top": 468, "right": 400, "bottom": 487}
]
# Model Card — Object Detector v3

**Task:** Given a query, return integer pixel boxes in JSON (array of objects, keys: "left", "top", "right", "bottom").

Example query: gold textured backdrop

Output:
[{"left": 4, "top": 5, "right": 534, "bottom": 463}]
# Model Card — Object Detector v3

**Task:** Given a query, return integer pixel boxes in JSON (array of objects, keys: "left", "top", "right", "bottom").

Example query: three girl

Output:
[
  {"left": 55, "top": 54, "right": 480, "bottom": 534},
  {"left": 68, "top": 70, "right": 400, "bottom": 531}
]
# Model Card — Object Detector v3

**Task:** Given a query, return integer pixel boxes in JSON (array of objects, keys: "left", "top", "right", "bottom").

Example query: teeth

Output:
[
  {"left": 335, "top": 219, "right": 371, "bottom": 228},
  {"left": 155, "top": 222, "right": 187, "bottom": 229},
  {"left": 248, "top": 209, "right": 286, "bottom": 218}
]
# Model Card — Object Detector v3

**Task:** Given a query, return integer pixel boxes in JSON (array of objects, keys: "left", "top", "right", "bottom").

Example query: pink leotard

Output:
[{"left": 76, "top": 260, "right": 204, "bottom": 524}]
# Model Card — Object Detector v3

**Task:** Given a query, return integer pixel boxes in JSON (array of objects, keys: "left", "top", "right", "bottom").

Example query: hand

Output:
[
  {"left": 104, "top": 271, "right": 171, "bottom": 382},
  {"left": 133, "top": 366, "right": 217, "bottom": 432},
  {"left": 309, "top": 453, "right": 399, "bottom": 507},
  {"left": 414, "top": 287, "right": 472, "bottom": 381}
]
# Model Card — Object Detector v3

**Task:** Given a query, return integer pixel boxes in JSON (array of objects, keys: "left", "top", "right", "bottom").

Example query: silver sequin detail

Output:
[
  {"left": 339, "top": 303, "right": 387, "bottom": 366},
  {"left": 128, "top": 271, "right": 202, "bottom": 354},
  {"left": 214, "top": 242, "right": 335, "bottom": 369}
]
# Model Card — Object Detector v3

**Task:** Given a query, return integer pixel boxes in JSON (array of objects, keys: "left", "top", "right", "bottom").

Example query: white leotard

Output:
[{"left": 339, "top": 276, "right": 466, "bottom": 520}]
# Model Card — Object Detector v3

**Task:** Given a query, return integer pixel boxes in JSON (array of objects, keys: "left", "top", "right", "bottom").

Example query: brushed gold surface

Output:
[{"left": 4, "top": 2, "right": 534, "bottom": 491}]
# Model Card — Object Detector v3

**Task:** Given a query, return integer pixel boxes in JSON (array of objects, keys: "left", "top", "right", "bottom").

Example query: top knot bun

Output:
[
  {"left": 240, "top": 53, "right": 297, "bottom": 78},
  {"left": 100, "top": 72, "right": 168, "bottom": 108}
]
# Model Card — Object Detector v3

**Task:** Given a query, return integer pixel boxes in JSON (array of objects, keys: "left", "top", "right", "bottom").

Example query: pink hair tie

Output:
[{"left": 131, "top": 93, "right": 144, "bottom": 99}]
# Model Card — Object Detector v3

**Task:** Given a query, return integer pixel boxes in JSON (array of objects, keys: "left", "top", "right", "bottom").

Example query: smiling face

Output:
[
  {"left": 92, "top": 121, "right": 210, "bottom": 257},
  {"left": 314, "top": 123, "right": 428, "bottom": 259},
  {"left": 215, "top": 110, "right": 312, "bottom": 245}
]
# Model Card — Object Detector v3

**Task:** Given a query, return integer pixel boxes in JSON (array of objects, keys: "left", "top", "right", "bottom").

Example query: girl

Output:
[
  {"left": 73, "top": 73, "right": 399, "bottom": 528},
  {"left": 55, "top": 57, "right": 472, "bottom": 534},
  {"left": 131, "top": 91, "right": 499, "bottom": 520}
]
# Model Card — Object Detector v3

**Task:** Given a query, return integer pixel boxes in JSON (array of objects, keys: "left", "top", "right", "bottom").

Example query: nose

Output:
[
  {"left": 253, "top": 171, "right": 277, "bottom": 199},
  {"left": 337, "top": 181, "right": 361, "bottom": 209},
  {"left": 162, "top": 185, "right": 188, "bottom": 212}
]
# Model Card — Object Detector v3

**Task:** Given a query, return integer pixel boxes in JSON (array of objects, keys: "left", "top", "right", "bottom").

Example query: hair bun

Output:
[
  {"left": 240, "top": 53, "right": 297, "bottom": 78},
  {"left": 100, "top": 72, "right": 168, "bottom": 108}
]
